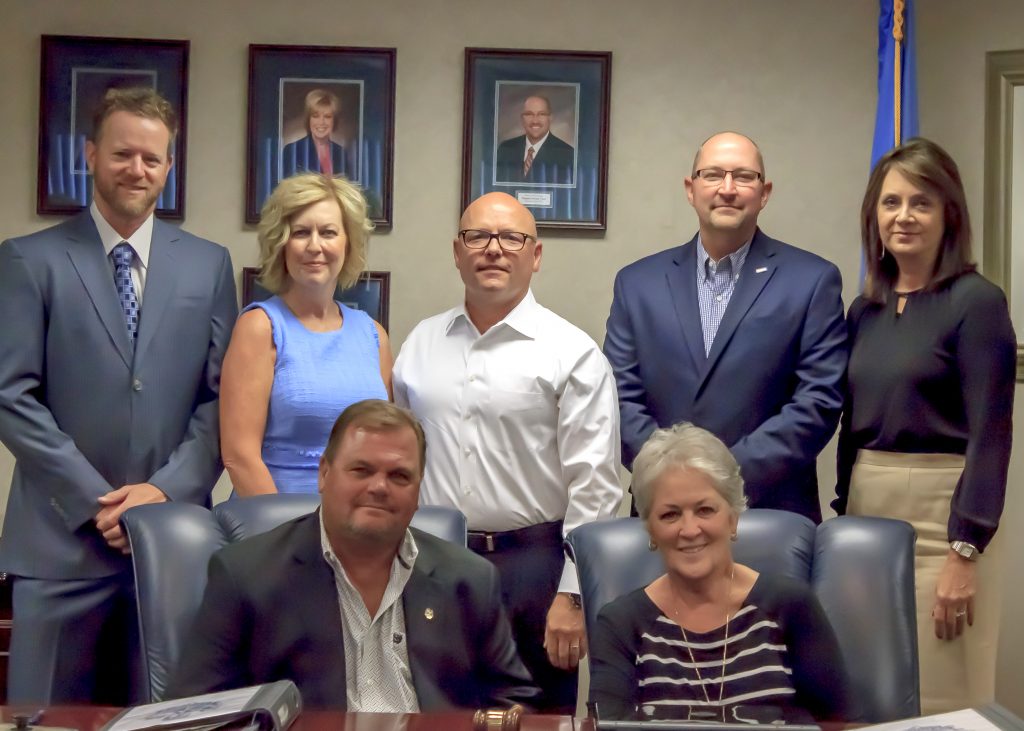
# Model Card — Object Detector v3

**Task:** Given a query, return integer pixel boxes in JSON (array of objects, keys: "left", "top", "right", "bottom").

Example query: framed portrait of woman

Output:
[{"left": 246, "top": 45, "right": 396, "bottom": 228}]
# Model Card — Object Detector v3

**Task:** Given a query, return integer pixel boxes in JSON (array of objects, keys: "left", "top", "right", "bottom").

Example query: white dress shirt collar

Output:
[
  {"left": 90, "top": 201, "right": 154, "bottom": 268},
  {"left": 524, "top": 133, "right": 549, "bottom": 159},
  {"left": 446, "top": 289, "right": 540, "bottom": 340}
]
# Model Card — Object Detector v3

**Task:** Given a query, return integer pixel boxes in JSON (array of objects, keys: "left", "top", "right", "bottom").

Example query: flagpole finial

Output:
[
  {"left": 892, "top": 0, "right": 906, "bottom": 146},
  {"left": 893, "top": 0, "right": 906, "bottom": 42}
]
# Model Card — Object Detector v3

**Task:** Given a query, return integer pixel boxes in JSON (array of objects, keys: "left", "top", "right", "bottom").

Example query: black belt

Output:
[{"left": 467, "top": 520, "right": 563, "bottom": 553}]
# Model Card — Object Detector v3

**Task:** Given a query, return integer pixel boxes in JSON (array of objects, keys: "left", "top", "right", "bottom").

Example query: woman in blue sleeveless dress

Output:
[{"left": 220, "top": 173, "right": 390, "bottom": 494}]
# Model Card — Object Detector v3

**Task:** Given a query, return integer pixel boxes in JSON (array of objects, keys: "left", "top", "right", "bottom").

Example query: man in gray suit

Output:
[{"left": 0, "top": 88, "right": 237, "bottom": 704}]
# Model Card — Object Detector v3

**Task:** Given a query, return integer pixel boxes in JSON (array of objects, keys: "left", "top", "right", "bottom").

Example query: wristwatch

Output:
[
  {"left": 560, "top": 592, "right": 583, "bottom": 609},
  {"left": 950, "top": 540, "right": 979, "bottom": 561}
]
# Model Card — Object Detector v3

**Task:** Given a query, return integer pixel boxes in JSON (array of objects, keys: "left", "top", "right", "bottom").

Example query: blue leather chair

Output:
[
  {"left": 122, "top": 497, "right": 467, "bottom": 701},
  {"left": 565, "top": 509, "right": 919, "bottom": 722}
]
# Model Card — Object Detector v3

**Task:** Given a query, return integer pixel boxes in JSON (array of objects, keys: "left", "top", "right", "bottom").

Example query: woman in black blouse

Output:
[
  {"left": 835, "top": 138, "right": 1015, "bottom": 713},
  {"left": 591, "top": 423, "right": 850, "bottom": 722}
]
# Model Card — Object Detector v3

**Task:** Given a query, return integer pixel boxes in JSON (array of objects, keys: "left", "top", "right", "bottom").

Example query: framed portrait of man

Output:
[
  {"left": 493, "top": 82, "right": 579, "bottom": 187},
  {"left": 37, "top": 35, "right": 189, "bottom": 219},
  {"left": 246, "top": 45, "right": 395, "bottom": 228},
  {"left": 462, "top": 49, "right": 611, "bottom": 231}
]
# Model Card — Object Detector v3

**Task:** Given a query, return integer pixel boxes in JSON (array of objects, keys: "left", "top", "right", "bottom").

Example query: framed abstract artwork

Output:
[{"left": 37, "top": 35, "right": 189, "bottom": 218}]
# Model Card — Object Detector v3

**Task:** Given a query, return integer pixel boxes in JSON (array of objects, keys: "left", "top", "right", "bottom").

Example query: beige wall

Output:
[{"left": 0, "top": 0, "right": 1020, "bottom": 714}]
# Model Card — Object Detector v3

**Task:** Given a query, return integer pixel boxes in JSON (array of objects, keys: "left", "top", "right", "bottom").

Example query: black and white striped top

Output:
[{"left": 589, "top": 574, "right": 852, "bottom": 722}]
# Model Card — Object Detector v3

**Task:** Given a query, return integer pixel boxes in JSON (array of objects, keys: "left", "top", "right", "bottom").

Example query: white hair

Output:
[{"left": 631, "top": 422, "right": 747, "bottom": 519}]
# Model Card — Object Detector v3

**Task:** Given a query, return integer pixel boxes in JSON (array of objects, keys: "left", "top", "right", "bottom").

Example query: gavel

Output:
[{"left": 472, "top": 704, "right": 524, "bottom": 731}]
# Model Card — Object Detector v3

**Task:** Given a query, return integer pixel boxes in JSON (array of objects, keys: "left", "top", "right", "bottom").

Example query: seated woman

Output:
[
  {"left": 220, "top": 173, "right": 390, "bottom": 495},
  {"left": 589, "top": 423, "right": 851, "bottom": 723}
]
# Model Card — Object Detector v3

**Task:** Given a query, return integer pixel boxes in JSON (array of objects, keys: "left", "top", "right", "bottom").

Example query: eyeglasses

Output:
[
  {"left": 459, "top": 229, "right": 536, "bottom": 252},
  {"left": 693, "top": 168, "right": 763, "bottom": 187}
]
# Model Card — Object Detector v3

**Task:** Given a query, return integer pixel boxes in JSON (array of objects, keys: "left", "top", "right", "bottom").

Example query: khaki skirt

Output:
[{"left": 848, "top": 450, "right": 1002, "bottom": 714}]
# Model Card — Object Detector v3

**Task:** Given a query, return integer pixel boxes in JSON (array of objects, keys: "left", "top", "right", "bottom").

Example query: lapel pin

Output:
[
  {"left": 424, "top": 608, "right": 434, "bottom": 620},
  {"left": 755, "top": 267, "right": 767, "bottom": 274}
]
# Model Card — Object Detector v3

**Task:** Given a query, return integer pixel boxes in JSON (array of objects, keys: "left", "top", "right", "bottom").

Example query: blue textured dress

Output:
[{"left": 244, "top": 296, "right": 388, "bottom": 494}]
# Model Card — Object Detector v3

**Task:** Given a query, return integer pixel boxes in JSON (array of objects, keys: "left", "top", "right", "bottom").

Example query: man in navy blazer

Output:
[
  {"left": 167, "top": 400, "right": 538, "bottom": 711},
  {"left": 604, "top": 132, "right": 847, "bottom": 521},
  {"left": 0, "top": 88, "right": 237, "bottom": 704}
]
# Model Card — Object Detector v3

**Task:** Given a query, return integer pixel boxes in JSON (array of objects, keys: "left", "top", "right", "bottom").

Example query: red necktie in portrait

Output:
[{"left": 523, "top": 146, "right": 535, "bottom": 177}]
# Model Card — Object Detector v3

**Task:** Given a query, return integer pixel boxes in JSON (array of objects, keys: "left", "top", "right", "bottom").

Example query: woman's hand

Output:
[{"left": 932, "top": 550, "right": 977, "bottom": 640}]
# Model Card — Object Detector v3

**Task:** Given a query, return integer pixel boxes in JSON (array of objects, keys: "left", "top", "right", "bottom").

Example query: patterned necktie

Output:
[
  {"left": 523, "top": 146, "right": 536, "bottom": 177},
  {"left": 111, "top": 242, "right": 139, "bottom": 344}
]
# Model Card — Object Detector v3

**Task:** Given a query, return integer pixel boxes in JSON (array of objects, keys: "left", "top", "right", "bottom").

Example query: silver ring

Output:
[{"left": 955, "top": 610, "right": 967, "bottom": 618}]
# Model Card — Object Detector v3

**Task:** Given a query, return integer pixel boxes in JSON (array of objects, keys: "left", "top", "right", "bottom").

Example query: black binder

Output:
[{"left": 101, "top": 681, "right": 302, "bottom": 731}]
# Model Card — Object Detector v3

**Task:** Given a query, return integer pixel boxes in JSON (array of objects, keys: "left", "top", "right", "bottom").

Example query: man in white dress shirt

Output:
[{"left": 393, "top": 192, "right": 622, "bottom": 713}]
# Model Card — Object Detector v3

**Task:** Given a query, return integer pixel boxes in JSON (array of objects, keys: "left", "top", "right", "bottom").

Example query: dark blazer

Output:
[
  {"left": 603, "top": 230, "right": 847, "bottom": 521},
  {"left": 0, "top": 212, "right": 237, "bottom": 579},
  {"left": 281, "top": 134, "right": 353, "bottom": 181},
  {"left": 167, "top": 513, "right": 539, "bottom": 711},
  {"left": 495, "top": 133, "right": 575, "bottom": 185}
]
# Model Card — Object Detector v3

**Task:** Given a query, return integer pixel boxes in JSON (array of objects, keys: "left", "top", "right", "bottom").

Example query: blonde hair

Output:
[
  {"left": 304, "top": 89, "right": 341, "bottom": 132},
  {"left": 257, "top": 173, "right": 373, "bottom": 293}
]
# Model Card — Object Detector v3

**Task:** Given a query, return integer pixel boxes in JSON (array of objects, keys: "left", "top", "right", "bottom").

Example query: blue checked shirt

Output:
[{"left": 696, "top": 236, "right": 752, "bottom": 356}]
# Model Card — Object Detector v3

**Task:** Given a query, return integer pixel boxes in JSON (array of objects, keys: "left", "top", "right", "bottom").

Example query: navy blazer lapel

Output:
[
  {"left": 291, "top": 516, "right": 349, "bottom": 707},
  {"left": 403, "top": 542, "right": 448, "bottom": 709},
  {"left": 63, "top": 214, "right": 134, "bottom": 368},
  {"left": 135, "top": 220, "right": 179, "bottom": 361},
  {"left": 667, "top": 237, "right": 707, "bottom": 373},
  {"left": 701, "top": 230, "right": 777, "bottom": 392}
]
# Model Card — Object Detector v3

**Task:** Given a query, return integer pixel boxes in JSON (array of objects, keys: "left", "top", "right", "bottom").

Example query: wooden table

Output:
[{"left": 1, "top": 706, "right": 587, "bottom": 731}]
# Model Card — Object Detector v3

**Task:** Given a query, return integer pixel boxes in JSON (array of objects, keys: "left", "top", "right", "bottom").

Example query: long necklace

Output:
[{"left": 672, "top": 566, "right": 735, "bottom": 710}]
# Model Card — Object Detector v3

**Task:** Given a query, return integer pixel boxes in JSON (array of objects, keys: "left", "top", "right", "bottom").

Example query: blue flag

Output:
[
  {"left": 864, "top": 0, "right": 919, "bottom": 284},
  {"left": 871, "top": 0, "right": 919, "bottom": 168}
]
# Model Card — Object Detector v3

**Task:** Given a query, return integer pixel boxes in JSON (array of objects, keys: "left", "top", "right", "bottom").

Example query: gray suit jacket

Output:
[{"left": 0, "top": 211, "right": 237, "bottom": 579}]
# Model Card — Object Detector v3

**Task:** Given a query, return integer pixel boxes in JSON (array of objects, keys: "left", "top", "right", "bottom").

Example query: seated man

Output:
[{"left": 167, "top": 400, "right": 538, "bottom": 711}]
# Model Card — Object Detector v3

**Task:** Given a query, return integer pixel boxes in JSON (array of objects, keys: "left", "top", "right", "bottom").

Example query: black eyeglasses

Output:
[
  {"left": 459, "top": 229, "right": 536, "bottom": 252},
  {"left": 693, "top": 168, "right": 763, "bottom": 187}
]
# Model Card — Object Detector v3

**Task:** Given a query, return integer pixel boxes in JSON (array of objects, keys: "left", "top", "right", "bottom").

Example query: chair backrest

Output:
[
  {"left": 122, "top": 497, "right": 468, "bottom": 701},
  {"left": 813, "top": 516, "right": 919, "bottom": 722},
  {"left": 122, "top": 503, "right": 228, "bottom": 703},
  {"left": 730, "top": 509, "right": 816, "bottom": 583},
  {"left": 565, "top": 510, "right": 918, "bottom": 722},
  {"left": 213, "top": 493, "right": 320, "bottom": 542},
  {"left": 565, "top": 509, "right": 816, "bottom": 638}
]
